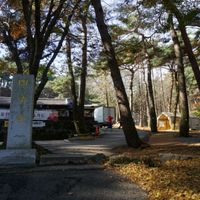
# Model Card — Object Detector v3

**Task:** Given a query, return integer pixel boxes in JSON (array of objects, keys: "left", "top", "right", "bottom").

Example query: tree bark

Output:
[
  {"left": 162, "top": 0, "right": 200, "bottom": 92},
  {"left": 173, "top": 71, "right": 179, "bottom": 130},
  {"left": 169, "top": 69, "right": 174, "bottom": 112},
  {"left": 103, "top": 72, "right": 109, "bottom": 107},
  {"left": 139, "top": 73, "right": 148, "bottom": 127},
  {"left": 146, "top": 60, "right": 157, "bottom": 132},
  {"left": 170, "top": 15, "right": 189, "bottom": 136},
  {"left": 66, "top": 36, "right": 81, "bottom": 135},
  {"left": 76, "top": 11, "right": 88, "bottom": 134},
  {"left": 142, "top": 36, "right": 157, "bottom": 133},
  {"left": 91, "top": 0, "right": 142, "bottom": 147},
  {"left": 66, "top": 7, "right": 89, "bottom": 135},
  {"left": 142, "top": 68, "right": 150, "bottom": 127},
  {"left": 151, "top": 70, "right": 159, "bottom": 115},
  {"left": 160, "top": 68, "right": 166, "bottom": 111},
  {"left": 129, "top": 70, "right": 134, "bottom": 113}
]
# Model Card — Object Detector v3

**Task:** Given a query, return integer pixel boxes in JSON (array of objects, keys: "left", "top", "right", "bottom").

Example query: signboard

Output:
[
  {"left": 34, "top": 110, "right": 58, "bottom": 121},
  {"left": 4, "top": 120, "right": 45, "bottom": 128},
  {"left": 32, "top": 121, "right": 46, "bottom": 127},
  {"left": 0, "top": 109, "right": 9, "bottom": 120},
  {"left": 0, "top": 109, "right": 59, "bottom": 121},
  {"left": 0, "top": 108, "right": 64, "bottom": 127}
]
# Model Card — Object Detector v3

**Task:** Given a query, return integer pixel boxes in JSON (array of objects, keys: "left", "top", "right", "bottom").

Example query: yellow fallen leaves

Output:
[{"left": 111, "top": 159, "right": 200, "bottom": 200}]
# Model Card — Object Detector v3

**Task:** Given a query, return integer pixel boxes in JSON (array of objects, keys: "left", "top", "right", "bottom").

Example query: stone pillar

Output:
[{"left": 0, "top": 75, "right": 37, "bottom": 165}]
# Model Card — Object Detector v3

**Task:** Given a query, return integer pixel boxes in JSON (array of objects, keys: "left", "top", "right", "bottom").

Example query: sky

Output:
[
  {"left": 103, "top": 0, "right": 117, "bottom": 5},
  {"left": 102, "top": 0, "right": 122, "bottom": 9}
]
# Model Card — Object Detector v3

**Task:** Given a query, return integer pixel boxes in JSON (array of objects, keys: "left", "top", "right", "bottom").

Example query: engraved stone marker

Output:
[
  {"left": 7, "top": 75, "right": 35, "bottom": 149},
  {"left": 0, "top": 75, "right": 36, "bottom": 165}
]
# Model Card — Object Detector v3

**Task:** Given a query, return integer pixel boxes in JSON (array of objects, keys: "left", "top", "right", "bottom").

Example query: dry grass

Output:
[
  {"left": 112, "top": 159, "right": 200, "bottom": 200},
  {"left": 108, "top": 131, "right": 200, "bottom": 200},
  {"left": 113, "top": 144, "right": 200, "bottom": 158}
]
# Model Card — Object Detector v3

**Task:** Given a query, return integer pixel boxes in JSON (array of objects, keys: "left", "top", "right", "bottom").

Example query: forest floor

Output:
[
  {"left": 114, "top": 128, "right": 200, "bottom": 156},
  {"left": 107, "top": 129, "right": 200, "bottom": 200}
]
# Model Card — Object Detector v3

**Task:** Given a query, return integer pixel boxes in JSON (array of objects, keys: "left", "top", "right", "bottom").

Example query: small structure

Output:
[
  {"left": 157, "top": 112, "right": 180, "bottom": 130},
  {"left": 157, "top": 112, "right": 200, "bottom": 130}
]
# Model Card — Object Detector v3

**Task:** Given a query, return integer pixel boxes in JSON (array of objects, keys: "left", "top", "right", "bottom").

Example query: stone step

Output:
[
  {"left": 0, "top": 149, "right": 36, "bottom": 166},
  {"left": 39, "top": 153, "right": 107, "bottom": 166}
]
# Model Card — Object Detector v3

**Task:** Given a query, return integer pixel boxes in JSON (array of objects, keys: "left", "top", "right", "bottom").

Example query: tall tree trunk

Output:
[
  {"left": 66, "top": 8, "right": 89, "bottom": 135},
  {"left": 169, "top": 69, "right": 174, "bottom": 112},
  {"left": 160, "top": 68, "right": 166, "bottom": 112},
  {"left": 105, "top": 88, "right": 109, "bottom": 107},
  {"left": 76, "top": 12, "right": 88, "bottom": 134},
  {"left": 139, "top": 73, "right": 148, "bottom": 127},
  {"left": 91, "top": 0, "right": 142, "bottom": 147},
  {"left": 138, "top": 74, "right": 143, "bottom": 127},
  {"left": 163, "top": 0, "right": 200, "bottom": 92},
  {"left": 129, "top": 70, "right": 134, "bottom": 113},
  {"left": 142, "top": 68, "right": 151, "bottom": 128},
  {"left": 142, "top": 36, "right": 157, "bottom": 133},
  {"left": 104, "top": 72, "right": 109, "bottom": 107},
  {"left": 170, "top": 15, "right": 189, "bottom": 137},
  {"left": 146, "top": 58, "right": 157, "bottom": 132},
  {"left": 66, "top": 36, "right": 81, "bottom": 135},
  {"left": 151, "top": 70, "right": 159, "bottom": 115},
  {"left": 173, "top": 71, "right": 179, "bottom": 130}
]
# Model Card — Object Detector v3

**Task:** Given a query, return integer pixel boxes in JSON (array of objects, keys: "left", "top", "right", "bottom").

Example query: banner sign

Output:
[{"left": 0, "top": 109, "right": 58, "bottom": 121}]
